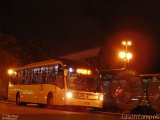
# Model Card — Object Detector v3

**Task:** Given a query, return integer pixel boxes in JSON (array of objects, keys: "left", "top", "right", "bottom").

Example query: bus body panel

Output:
[{"left": 8, "top": 59, "right": 103, "bottom": 108}]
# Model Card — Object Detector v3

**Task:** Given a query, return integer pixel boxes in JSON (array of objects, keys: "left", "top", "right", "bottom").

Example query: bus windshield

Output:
[{"left": 66, "top": 68, "right": 101, "bottom": 92}]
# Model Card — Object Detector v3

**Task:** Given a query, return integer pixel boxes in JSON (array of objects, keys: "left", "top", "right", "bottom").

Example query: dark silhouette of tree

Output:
[
  {"left": 0, "top": 33, "right": 22, "bottom": 90},
  {"left": 0, "top": 33, "right": 55, "bottom": 91},
  {"left": 19, "top": 39, "right": 53, "bottom": 64}
]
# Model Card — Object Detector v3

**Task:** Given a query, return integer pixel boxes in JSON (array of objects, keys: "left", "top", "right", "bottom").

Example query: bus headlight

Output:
[
  {"left": 99, "top": 95, "right": 103, "bottom": 101},
  {"left": 66, "top": 92, "right": 73, "bottom": 99},
  {"left": 96, "top": 95, "right": 103, "bottom": 101}
]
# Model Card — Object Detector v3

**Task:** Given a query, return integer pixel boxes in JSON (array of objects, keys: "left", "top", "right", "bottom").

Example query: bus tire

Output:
[
  {"left": 46, "top": 93, "right": 54, "bottom": 109},
  {"left": 16, "top": 92, "right": 21, "bottom": 105},
  {"left": 16, "top": 92, "right": 26, "bottom": 106}
]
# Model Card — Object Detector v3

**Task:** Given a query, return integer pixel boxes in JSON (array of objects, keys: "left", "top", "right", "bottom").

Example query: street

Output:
[{"left": 0, "top": 102, "right": 121, "bottom": 120}]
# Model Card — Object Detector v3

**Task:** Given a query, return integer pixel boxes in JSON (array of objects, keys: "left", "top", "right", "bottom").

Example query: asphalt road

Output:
[
  {"left": 1, "top": 101, "right": 158, "bottom": 120},
  {"left": 0, "top": 101, "right": 121, "bottom": 120}
]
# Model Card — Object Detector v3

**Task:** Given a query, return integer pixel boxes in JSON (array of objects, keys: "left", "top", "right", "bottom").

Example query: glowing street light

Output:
[
  {"left": 122, "top": 41, "right": 132, "bottom": 46},
  {"left": 7, "top": 69, "right": 14, "bottom": 75},
  {"left": 119, "top": 51, "right": 126, "bottom": 59},
  {"left": 122, "top": 41, "right": 132, "bottom": 53},
  {"left": 119, "top": 51, "right": 133, "bottom": 60},
  {"left": 126, "top": 52, "right": 133, "bottom": 60},
  {"left": 119, "top": 41, "right": 133, "bottom": 68}
]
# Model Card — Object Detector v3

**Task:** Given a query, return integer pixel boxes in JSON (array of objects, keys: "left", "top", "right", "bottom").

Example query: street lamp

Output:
[
  {"left": 119, "top": 51, "right": 126, "bottom": 59},
  {"left": 119, "top": 51, "right": 133, "bottom": 60},
  {"left": 122, "top": 41, "right": 132, "bottom": 54},
  {"left": 126, "top": 52, "right": 133, "bottom": 60},
  {"left": 7, "top": 69, "right": 14, "bottom": 75},
  {"left": 119, "top": 41, "right": 132, "bottom": 68}
]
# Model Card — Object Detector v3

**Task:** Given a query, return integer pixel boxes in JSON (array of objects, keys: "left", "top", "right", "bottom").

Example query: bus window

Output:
[
  {"left": 25, "top": 69, "right": 33, "bottom": 84},
  {"left": 40, "top": 67, "right": 48, "bottom": 83},
  {"left": 47, "top": 65, "right": 57, "bottom": 83},
  {"left": 34, "top": 68, "right": 40, "bottom": 75},
  {"left": 16, "top": 70, "right": 20, "bottom": 84},
  {"left": 32, "top": 68, "right": 40, "bottom": 84},
  {"left": 41, "top": 67, "right": 48, "bottom": 74},
  {"left": 19, "top": 70, "right": 25, "bottom": 84},
  {"left": 57, "top": 64, "right": 64, "bottom": 88},
  {"left": 67, "top": 68, "right": 101, "bottom": 92}
]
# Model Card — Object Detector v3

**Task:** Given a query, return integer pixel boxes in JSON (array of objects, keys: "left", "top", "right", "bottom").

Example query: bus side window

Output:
[
  {"left": 15, "top": 70, "right": 19, "bottom": 84},
  {"left": 32, "top": 68, "right": 40, "bottom": 84},
  {"left": 19, "top": 70, "right": 25, "bottom": 84},
  {"left": 47, "top": 65, "right": 57, "bottom": 83},
  {"left": 40, "top": 66, "right": 48, "bottom": 84},
  {"left": 25, "top": 69, "right": 33, "bottom": 84},
  {"left": 57, "top": 64, "right": 64, "bottom": 88},
  {"left": 16, "top": 70, "right": 21, "bottom": 84}
]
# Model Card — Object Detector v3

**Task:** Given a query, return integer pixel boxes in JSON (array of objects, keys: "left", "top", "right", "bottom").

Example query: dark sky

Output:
[{"left": 0, "top": 0, "right": 160, "bottom": 73}]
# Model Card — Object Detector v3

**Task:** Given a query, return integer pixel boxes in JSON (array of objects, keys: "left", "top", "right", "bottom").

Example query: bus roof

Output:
[{"left": 14, "top": 58, "right": 93, "bottom": 70}]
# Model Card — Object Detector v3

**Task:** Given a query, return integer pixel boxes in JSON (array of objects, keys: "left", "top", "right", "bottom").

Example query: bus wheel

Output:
[
  {"left": 47, "top": 93, "right": 54, "bottom": 109},
  {"left": 16, "top": 93, "right": 26, "bottom": 106},
  {"left": 16, "top": 93, "right": 21, "bottom": 105}
]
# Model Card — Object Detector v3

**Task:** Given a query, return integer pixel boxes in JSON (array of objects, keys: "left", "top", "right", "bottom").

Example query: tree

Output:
[{"left": 0, "top": 33, "right": 22, "bottom": 90}]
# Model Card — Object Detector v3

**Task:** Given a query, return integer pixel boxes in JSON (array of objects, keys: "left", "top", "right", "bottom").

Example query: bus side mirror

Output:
[{"left": 64, "top": 69, "right": 68, "bottom": 76}]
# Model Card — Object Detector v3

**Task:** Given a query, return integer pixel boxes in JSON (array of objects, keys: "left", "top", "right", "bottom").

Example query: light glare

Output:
[
  {"left": 122, "top": 41, "right": 126, "bottom": 45},
  {"left": 99, "top": 95, "right": 103, "bottom": 101},
  {"left": 127, "top": 41, "right": 132, "bottom": 46},
  {"left": 8, "top": 69, "right": 14, "bottom": 75},
  {"left": 119, "top": 51, "right": 126, "bottom": 59},
  {"left": 126, "top": 53, "right": 133, "bottom": 60},
  {"left": 69, "top": 67, "right": 74, "bottom": 72},
  {"left": 66, "top": 92, "right": 73, "bottom": 99},
  {"left": 122, "top": 41, "right": 132, "bottom": 46}
]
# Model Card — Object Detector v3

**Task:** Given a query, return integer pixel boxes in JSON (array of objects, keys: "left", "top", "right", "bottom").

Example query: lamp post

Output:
[
  {"left": 119, "top": 41, "right": 132, "bottom": 68},
  {"left": 122, "top": 41, "right": 132, "bottom": 54}
]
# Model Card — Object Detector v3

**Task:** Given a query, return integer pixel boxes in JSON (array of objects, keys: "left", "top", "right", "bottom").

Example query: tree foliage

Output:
[{"left": 0, "top": 33, "right": 22, "bottom": 89}]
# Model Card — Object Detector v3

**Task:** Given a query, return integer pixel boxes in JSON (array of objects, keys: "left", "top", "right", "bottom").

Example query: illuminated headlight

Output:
[
  {"left": 66, "top": 92, "right": 73, "bottom": 99},
  {"left": 96, "top": 95, "right": 99, "bottom": 99},
  {"left": 99, "top": 95, "right": 103, "bottom": 101},
  {"left": 96, "top": 95, "right": 103, "bottom": 101}
]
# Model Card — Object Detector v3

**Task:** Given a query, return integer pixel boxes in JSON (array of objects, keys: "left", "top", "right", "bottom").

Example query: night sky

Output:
[{"left": 0, "top": 0, "right": 160, "bottom": 73}]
